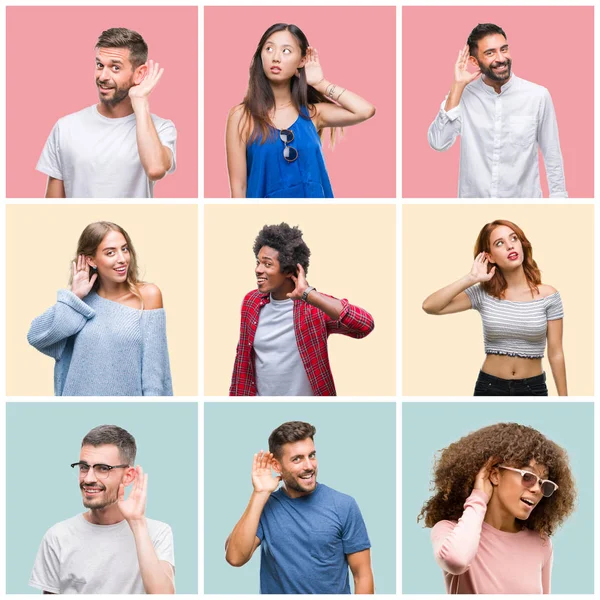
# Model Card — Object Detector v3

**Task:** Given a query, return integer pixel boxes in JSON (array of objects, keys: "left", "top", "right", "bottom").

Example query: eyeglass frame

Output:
[
  {"left": 498, "top": 465, "right": 558, "bottom": 497},
  {"left": 71, "top": 461, "right": 130, "bottom": 479},
  {"left": 279, "top": 129, "right": 298, "bottom": 163}
]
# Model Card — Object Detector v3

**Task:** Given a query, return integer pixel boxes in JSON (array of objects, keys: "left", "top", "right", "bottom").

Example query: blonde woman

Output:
[{"left": 28, "top": 221, "right": 172, "bottom": 396}]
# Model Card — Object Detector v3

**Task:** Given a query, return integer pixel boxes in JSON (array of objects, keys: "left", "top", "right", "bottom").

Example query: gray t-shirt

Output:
[
  {"left": 36, "top": 105, "right": 177, "bottom": 198},
  {"left": 30, "top": 514, "right": 174, "bottom": 594},
  {"left": 254, "top": 296, "right": 313, "bottom": 396}
]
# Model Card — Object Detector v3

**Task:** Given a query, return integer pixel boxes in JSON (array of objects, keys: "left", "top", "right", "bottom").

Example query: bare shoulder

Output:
[
  {"left": 140, "top": 283, "right": 164, "bottom": 310},
  {"left": 539, "top": 284, "right": 558, "bottom": 298},
  {"left": 228, "top": 104, "right": 245, "bottom": 122}
]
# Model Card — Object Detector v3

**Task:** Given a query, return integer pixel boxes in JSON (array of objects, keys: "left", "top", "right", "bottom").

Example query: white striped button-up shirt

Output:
[{"left": 428, "top": 74, "right": 567, "bottom": 198}]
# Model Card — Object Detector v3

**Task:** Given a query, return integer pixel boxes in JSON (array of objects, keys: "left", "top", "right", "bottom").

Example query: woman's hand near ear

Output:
[
  {"left": 469, "top": 252, "right": 496, "bottom": 284},
  {"left": 303, "top": 47, "right": 325, "bottom": 86},
  {"left": 71, "top": 254, "right": 97, "bottom": 299},
  {"left": 474, "top": 456, "right": 498, "bottom": 499}
]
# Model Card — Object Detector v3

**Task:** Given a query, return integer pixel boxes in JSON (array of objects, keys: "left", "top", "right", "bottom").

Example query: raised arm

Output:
[
  {"left": 130, "top": 60, "right": 174, "bottom": 181},
  {"left": 432, "top": 458, "right": 495, "bottom": 575},
  {"left": 422, "top": 253, "right": 495, "bottom": 315},
  {"left": 226, "top": 105, "right": 248, "bottom": 198},
  {"left": 303, "top": 47, "right": 375, "bottom": 129},
  {"left": 28, "top": 256, "right": 97, "bottom": 359},
  {"left": 546, "top": 318, "right": 567, "bottom": 396},
  {"left": 286, "top": 264, "right": 374, "bottom": 336},
  {"left": 428, "top": 45, "right": 479, "bottom": 151},
  {"left": 225, "top": 451, "right": 280, "bottom": 567},
  {"left": 119, "top": 467, "right": 175, "bottom": 594}
]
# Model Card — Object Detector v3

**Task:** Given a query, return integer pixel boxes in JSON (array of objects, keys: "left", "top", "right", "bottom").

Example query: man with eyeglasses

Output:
[{"left": 29, "top": 425, "right": 175, "bottom": 594}]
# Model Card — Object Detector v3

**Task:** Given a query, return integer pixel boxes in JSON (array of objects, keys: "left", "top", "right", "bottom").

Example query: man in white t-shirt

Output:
[
  {"left": 37, "top": 28, "right": 177, "bottom": 198},
  {"left": 30, "top": 425, "right": 175, "bottom": 594}
]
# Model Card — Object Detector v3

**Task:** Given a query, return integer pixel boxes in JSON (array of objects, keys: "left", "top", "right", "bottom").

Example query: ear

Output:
[
  {"left": 489, "top": 465, "right": 501, "bottom": 486},
  {"left": 298, "top": 55, "right": 307, "bottom": 69},
  {"left": 271, "top": 457, "right": 282, "bottom": 475},
  {"left": 485, "top": 251, "right": 496, "bottom": 264},
  {"left": 133, "top": 63, "right": 148, "bottom": 85},
  {"left": 468, "top": 55, "right": 479, "bottom": 68},
  {"left": 84, "top": 256, "right": 97, "bottom": 269},
  {"left": 122, "top": 466, "right": 136, "bottom": 487}
]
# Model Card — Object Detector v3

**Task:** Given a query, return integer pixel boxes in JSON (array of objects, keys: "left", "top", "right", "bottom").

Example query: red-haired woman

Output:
[
  {"left": 422, "top": 220, "right": 566, "bottom": 396},
  {"left": 225, "top": 23, "right": 376, "bottom": 198}
]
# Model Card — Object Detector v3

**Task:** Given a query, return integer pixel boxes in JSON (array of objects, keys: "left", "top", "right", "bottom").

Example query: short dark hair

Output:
[
  {"left": 269, "top": 421, "right": 316, "bottom": 458},
  {"left": 81, "top": 425, "right": 137, "bottom": 465},
  {"left": 467, "top": 23, "right": 507, "bottom": 56},
  {"left": 96, "top": 28, "right": 148, "bottom": 69},
  {"left": 253, "top": 223, "right": 311, "bottom": 275}
]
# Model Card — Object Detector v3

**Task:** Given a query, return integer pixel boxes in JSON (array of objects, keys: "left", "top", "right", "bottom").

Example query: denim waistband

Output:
[{"left": 477, "top": 370, "right": 546, "bottom": 385}]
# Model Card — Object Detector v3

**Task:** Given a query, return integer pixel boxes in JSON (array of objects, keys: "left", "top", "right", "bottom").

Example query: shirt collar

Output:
[{"left": 478, "top": 72, "right": 517, "bottom": 96}]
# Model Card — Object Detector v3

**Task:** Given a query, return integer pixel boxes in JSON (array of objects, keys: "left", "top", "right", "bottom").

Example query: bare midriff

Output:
[{"left": 481, "top": 354, "right": 543, "bottom": 380}]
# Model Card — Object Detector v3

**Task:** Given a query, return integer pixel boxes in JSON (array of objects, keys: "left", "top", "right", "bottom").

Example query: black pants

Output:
[{"left": 473, "top": 370, "right": 548, "bottom": 396}]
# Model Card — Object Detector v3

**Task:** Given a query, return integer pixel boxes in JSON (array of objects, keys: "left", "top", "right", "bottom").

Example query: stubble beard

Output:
[
  {"left": 97, "top": 80, "right": 133, "bottom": 108},
  {"left": 478, "top": 57, "right": 512, "bottom": 82},
  {"left": 81, "top": 484, "right": 118, "bottom": 510},
  {"left": 282, "top": 468, "right": 318, "bottom": 495}
]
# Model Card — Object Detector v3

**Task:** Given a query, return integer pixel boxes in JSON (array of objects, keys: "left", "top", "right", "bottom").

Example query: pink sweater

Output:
[{"left": 431, "top": 490, "right": 553, "bottom": 594}]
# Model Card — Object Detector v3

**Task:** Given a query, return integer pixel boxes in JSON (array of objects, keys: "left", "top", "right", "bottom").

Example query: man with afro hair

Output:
[{"left": 229, "top": 223, "right": 374, "bottom": 396}]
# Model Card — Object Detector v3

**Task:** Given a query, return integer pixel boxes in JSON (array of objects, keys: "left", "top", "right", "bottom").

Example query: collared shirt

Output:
[
  {"left": 229, "top": 290, "right": 374, "bottom": 396},
  {"left": 428, "top": 74, "right": 567, "bottom": 198}
]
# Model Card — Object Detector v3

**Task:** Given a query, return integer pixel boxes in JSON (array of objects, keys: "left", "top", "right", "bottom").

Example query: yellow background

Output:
[
  {"left": 403, "top": 204, "right": 594, "bottom": 396},
  {"left": 204, "top": 204, "right": 396, "bottom": 396},
  {"left": 7, "top": 205, "right": 198, "bottom": 396}
]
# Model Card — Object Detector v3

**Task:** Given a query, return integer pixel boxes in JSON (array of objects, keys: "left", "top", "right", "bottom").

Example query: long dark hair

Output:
[{"left": 240, "top": 23, "right": 340, "bottom": 146}]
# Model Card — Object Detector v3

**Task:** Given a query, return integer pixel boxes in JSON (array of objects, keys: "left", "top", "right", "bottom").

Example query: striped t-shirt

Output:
[{"left": 464, "top": 284, "right": 564, "bottom": 358}]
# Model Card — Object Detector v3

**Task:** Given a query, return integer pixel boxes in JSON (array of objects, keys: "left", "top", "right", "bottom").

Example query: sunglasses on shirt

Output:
[
  {"left": 498, "top": 465, "right": 558, "bottom": 498},
  {"left": 280, "top": 129, "right": 298, "bottom": 163}
]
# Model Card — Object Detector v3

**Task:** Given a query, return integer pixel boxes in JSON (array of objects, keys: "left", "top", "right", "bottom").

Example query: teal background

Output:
[
  {"left": 6, "top": 402, "right": 198, "bottom": 594},
  {"left": 204, "top": 402, "right": 396, "bottom": 594},
  {"left": 402, "top": 402, "right": 594, "bottom": 594}
]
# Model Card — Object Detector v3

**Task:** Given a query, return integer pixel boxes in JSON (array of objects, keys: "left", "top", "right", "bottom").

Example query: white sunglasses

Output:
[{"left": 498, "top": 465, "right": 558, "bottom": 498}]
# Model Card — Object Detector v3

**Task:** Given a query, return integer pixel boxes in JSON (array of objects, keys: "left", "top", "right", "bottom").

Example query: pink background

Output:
[
  {"left": 402, "top": 6, "right": 594, "bottom": 198},
  {"left": 204, "top": 6, "right": 396, "bottom": 198},
  {"left": 7, "top": 6, "right": 198, "bottom": 198}
]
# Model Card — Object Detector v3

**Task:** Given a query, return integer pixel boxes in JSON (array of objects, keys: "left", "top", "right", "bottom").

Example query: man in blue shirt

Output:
[{"left": 225, "top": 421, "right": 374, "bottom": 593}]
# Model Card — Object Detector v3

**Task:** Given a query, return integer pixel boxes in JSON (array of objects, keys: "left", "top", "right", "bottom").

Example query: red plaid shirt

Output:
[{"left": 229, "top": 290, "right": 374, "bottom": 396}]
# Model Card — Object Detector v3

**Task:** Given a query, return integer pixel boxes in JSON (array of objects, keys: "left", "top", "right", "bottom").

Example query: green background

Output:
[
  {"left": 6, "top": 402, "right": 198, "bottom": 594},
  {"left": 402, "top": 402, "right": 594, "bottom": 594},
  {"left": 204, "top": 402, "right": 396, "bottom": 594}
]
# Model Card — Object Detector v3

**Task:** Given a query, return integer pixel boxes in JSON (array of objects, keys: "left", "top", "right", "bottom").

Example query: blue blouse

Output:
[{"left": 246, "top": 106, "right": 334, "bottom": 198}]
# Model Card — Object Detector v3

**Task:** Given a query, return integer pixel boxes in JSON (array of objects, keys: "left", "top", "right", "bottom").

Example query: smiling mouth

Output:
[
  {"left": 114, "top": 266, "right": 127, "bottom": 274},
  {"left": 520, "top": 498, "right": 535, "bottom": 507},
  {"left": 82, "top": 487, "right": 104, "bottom": 495},
  {"left": 257, "top": 278, "right": 267, "bottom": 284}
]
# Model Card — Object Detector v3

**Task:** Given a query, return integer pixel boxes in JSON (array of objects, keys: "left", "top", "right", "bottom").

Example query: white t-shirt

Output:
[
  {"left": 254, "top": 296, "right": 314, "bottom": 396},
  {"left": 29, "top": 514, "right": 175, "bottom": 594},
  {"left": 36, "top": 105, "right": 177, "bottom": 198}
]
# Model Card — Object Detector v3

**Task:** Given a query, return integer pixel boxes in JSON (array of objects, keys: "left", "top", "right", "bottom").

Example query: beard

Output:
[
  {"left": 281, "top": 467, "right": 318, "bottom": 495},
  {"left": 477, "top": 57, "right": 512, "bottom": 82},
  {"left": 80, "top": 482, "right": 118, "bottom": 510},
  {"left": 97, "top": 79, "right": 132, "bottom": 107}
]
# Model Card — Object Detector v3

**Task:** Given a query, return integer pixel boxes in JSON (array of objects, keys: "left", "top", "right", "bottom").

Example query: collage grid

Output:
[{"left": 0, "top": 0, "right": 598, "bottom": 597}]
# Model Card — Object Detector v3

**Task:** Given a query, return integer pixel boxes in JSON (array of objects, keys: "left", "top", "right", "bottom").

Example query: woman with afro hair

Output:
[
  {"left": 423, "top": 219, "right": 567, "bottom": 396},
  {"left": 418, "top": 422, "right": 576, "bottom": 594},
  {"left": 229, "top": 222, "right": 374, "bottom": 396}
]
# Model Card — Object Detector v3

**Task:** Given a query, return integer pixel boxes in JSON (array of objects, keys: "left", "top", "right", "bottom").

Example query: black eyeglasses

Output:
[
  {"left": 280, "top": 129, "right": 298, "bottom": 163},
  {"left": 71, "top": 462, "right": 130, "bottom": 480},
  {"left": 498, "top": 465, "right": 558, "bottom": 498}
]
